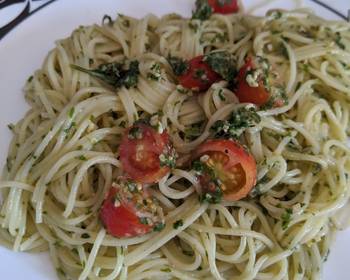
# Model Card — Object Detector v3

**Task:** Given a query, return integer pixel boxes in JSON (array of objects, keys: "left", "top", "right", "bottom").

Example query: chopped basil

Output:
[
  {"left": 281, "top": 208, "right": 293, "bottom": 230},
  {"left": 203, "top": 51, "right": 237, "bottom": 82},
  {"left": 153, "top": 222, "right": 165, "bottom": 232},
  {"left": 167, "top": 56, "right": 189, "bottom": 76},
  {"left": 71, "top": 60, "right": 140, "bottom": 89},
  {"left": 192, "top": 0, "right": 212, "bottom": 21},
  {"left": 126, "top": 180, "right": 138, "bottom": 193},
  {"left": 211, "top": 107, "right": 261, "bottom": 139},
  {"left": 173, "top": 220, "right": 184, "bottom": 229},
  {"left": 194, "top": 68, "right": 208, "bottom": 83}
]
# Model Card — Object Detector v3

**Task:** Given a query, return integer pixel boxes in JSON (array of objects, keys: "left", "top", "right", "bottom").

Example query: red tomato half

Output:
[
  {"left": 178, "top": 55, "right": 220, "bottom": 92},
  {"left": 194, "top": 139, "right": 257, "bottom": 201},
  {"left": 235, "top": 58, "right": 270, "bottom": 106},
  {"left": 100, "top": 180, "right": 164, "bottom": 238},
  {"left": 119, "top": 123, "right": 175, "bottom": 184},
  {"left": 208, "top": 0, "right": 239, "bottom": 14}
]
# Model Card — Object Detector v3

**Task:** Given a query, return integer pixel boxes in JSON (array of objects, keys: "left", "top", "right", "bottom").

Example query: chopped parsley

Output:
[
  {"left": 147, "top": 63, "right": 162, "bottom": 81},
  {"left": 153, "top": 222, "right": 165, "bottom": 232},
  {"left": 203, "top": 51, "right": 237, "bottom": 82},
  {"left": 27, "top": 75, "right": 33, "bottom": 82},
  {"left": 281, "top": 208, "right": 293, "bottom": 230},
  {"left": 71, "top": 60, "right": 140, "bottom": 89},
  {"left": 211, "top": 107, "right": 261, "bottom": 139},
  {"left": 167, "top": 56, "right": 189, "bottom": 76},
  {"left": 159, "top": 151, "right": 177, "bottom": 169},
  {"left": 217, "top": 89, "right": 226, "bottom": 101},
  {"left": 184, "top": 123, "right": 203, "bottom": 140},
  {"left": 192, "top": 0, "right": 212, "bottom": 21},
  {"left": 193, "top": 160, "right": 223, "bottom": 204},
  {"left": 173, "top": 220, "right": 184, "bottom": 229}
]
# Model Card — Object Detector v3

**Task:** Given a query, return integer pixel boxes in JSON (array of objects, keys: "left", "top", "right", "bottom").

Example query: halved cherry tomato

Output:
[
  {"left": 178, "top": 55, "right": 220, "bottom": 92},
  {"left": 235, "top": 57, "right": 270, "bottom": 106},
  {"left": 208, "top": 0, "right": 239, "bottom": 14},
  {"left": 119, "top": 123, "right": 176, "bottom": 184},
  {"left": 100, "top": 179, "right": 164, "bottom": 238},
  {"left": 193, "top": 139, "right": 257, "bottom": 201}
]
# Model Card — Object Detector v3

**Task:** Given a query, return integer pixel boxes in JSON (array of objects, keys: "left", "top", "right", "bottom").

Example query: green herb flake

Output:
[
  {"left": 147, "top": 63, "right": 162, "bottom": 81},
  {"left": 203, "top": 51, "right": 237, "bottom": 82},
  {"left": 211, "top": 107, "right": 261, "bottom": 139},
  {"left": 217, "top": 89, "right": 226, "bottom": 101},
  {"left": 159, "top": 151, "right": 177, "bottom": 169},
  {"left": 153, "top": 222, "right": 165, "bottom": 232},
  {"left": 68, "top": 107, "right": 75, "bottom": 118},
  {"left": 335, "top": 32, "right": 345, "bottom": 50},
  {"left": 167, "top": 56, "right": 189, "bottom": 76},
  {"left": 173, "top": 219, "right": 184, "bottom": 229},
  {"left": 161, "top": 267, "right": 172, "bottom": 273},
  {"left": 77, "top": 155, "right": 87, "bottom": 161},
  {"left": 81, "top": 233, "right": 90, "bottom": 239},
  {"left": 281, "top": 208, "right": 293, "bottom": 230},
  {"left": 139, "top": 217, "right": 149, "bottom": 225},
  {"left": 27, "top": 75, "right": 33, "bottom": 82},
  {"left": 128, "top": 126, "right": 143, "bottom": 139},
  {"left": 71, "top": 60, "right": 140, "bottom": 89},
  {"left": 192, "top": 0, "right": 212, "bottom": 21}
]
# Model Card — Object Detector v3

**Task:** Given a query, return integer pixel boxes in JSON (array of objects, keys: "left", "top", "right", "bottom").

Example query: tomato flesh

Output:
[
  {"left": 208, "top": 0, "right": 239, "bottom": 14},
  {"left": 235, "top": 58, "right": 270, "bottom": 106},
  {"left": 100, "top": 179, "right": 164, "bottom": 238},
  {"left": 119, "top": 123, "right": 175, "bottom": 184},
  {"left": 194, "top": 139, "right": 257, "bottom": 201},
  {"left": 178, "top": 55, "right": 220, "bottom": 92}
]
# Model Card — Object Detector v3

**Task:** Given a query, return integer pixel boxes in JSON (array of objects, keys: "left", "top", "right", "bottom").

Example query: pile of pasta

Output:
[{"left": 1, "top": 7, "right": 350, "bottom": 280}]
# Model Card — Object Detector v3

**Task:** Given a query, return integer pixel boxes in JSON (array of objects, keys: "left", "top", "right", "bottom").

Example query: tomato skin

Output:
[
  {"left": 100, "top": 187, "right": 152, "bottom": 238},
  {"left": 194, "top": 139, "right": 257, "bottom": 201},
  {"left": 208, "top": 0, "right": 239, "bottom": 14},
  {"left": 119, "top": 123, "right": 174, "bottom": 184},
  {"left": 178, "top": 56, "right": 220, "bottom": 92},
  {"left": 235, "top": 58, "right": 270, "bottom": 106}
]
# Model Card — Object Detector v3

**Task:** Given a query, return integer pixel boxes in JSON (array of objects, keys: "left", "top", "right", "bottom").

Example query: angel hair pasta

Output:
[{"left": 1, "top": 2, "right": 350, "bottom": 280}]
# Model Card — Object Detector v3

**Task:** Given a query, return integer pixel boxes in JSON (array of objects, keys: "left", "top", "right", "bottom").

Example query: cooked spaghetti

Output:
[{"left": 1, "top": 3, "right": 350, "bottom": 280}]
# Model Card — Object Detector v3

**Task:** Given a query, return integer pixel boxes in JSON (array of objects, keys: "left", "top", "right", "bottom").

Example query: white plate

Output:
[{"left": 0, "top": 0, "right": 349, "bottom": 279}]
